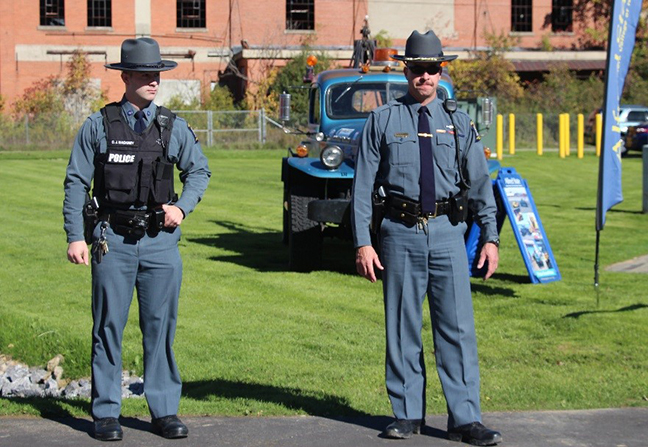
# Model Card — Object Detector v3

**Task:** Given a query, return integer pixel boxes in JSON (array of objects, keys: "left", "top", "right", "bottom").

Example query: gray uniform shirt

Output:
[
  {"left": 63, "top": 98, "right": 211, "bottom": 243},
  {"left": 351, "top": 93, "right": 497, "bottom": 248}
]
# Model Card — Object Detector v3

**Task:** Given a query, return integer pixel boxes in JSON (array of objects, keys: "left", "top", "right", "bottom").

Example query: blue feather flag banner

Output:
[{"left": 596, "top": 0, "right": 643, "bottom": 231}]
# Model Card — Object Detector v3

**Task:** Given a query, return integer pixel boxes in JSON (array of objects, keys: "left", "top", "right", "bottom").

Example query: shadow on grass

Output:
[
  {"left": 470, "top": 273, "right": 519, "bottom": 297},
  {"left": 183, "top": 378, "right": 367, "bottom": 417},
  {"left": 187, "top": 220, "right": 357, "bottom": 275},
  {"left": 563, "top": 303, "right": 648, "bottom": 319},
  {"left": 574, "top": 206, "right": 645, "bottom": 215}
]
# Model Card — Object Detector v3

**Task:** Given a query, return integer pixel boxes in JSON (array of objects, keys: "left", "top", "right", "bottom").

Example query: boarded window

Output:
[
  {"left": 177, "top": 0, "right": 206, "bottom": 28},
  {"left": 40, "top": 0, "right": 65, "bottom": 26},
  {"left": 286, "top": 0, "right": 314, "bottom": 31}
]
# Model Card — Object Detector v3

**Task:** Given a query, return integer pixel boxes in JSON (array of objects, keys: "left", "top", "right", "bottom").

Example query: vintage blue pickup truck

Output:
[{"left": 280, "top": 51, "right": 497, "bottom": 271}]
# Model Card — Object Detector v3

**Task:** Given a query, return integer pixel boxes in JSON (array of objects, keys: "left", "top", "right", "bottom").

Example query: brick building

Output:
[{"left": 0, "top": 0, "right": 604, "bottom": 110}]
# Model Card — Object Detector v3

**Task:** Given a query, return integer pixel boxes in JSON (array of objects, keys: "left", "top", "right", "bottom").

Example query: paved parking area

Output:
[{"left": 1, "top": 407, "right": 647, "bottom": 447}]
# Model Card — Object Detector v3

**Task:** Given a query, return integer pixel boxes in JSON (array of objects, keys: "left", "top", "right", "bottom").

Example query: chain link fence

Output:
[
  {"left": 0, "top": 109, "right": 302, "bottom": 151},
  {"left": 0, "top": 110, "right": 593, "bottom": 152}
]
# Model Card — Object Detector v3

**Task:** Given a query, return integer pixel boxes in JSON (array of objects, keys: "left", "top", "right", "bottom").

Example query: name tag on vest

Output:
[{"left": 110, "top": 139, "right": 136, "bottom": 146}]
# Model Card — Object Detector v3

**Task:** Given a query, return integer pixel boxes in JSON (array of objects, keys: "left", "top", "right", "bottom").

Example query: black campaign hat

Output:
[
  {"left": 391, "top": 30, "right": 458, "bottom": 63},
  {"left": 105, "top": 38, "right": 177, "bottom": 72}
]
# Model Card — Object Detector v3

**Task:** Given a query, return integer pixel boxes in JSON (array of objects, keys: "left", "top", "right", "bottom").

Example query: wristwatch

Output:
[{"left": 486, "top": 238, "right": 500, "bottom": 247}]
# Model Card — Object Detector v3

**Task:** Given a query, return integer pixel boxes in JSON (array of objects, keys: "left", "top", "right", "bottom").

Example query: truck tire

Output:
[{"left": 288, "top": 188, "right": 323, "bottom": 271}]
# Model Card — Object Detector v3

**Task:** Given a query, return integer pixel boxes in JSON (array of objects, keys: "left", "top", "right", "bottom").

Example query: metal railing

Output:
[
  {"left": 177, "top": 109, "right": 269, "bottom": 146},
  {"left": 0, "top": 109, "right": 289, "bottom": 150}
]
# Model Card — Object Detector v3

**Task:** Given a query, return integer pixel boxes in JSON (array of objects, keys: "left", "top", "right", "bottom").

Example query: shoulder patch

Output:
[{"left": 470, "top": 120, "right": 481, "bottom": 141}]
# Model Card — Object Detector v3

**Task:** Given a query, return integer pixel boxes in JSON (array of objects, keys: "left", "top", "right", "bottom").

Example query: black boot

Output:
[
  {"left": 448, "top": 422, "right": 502, "bottom": 446},
  {"left": 152, "top": 415, "right": 189, "bottom": 439},
  {"left": 93, "top": 417, "right": 123, "bottom": 441},
  {"left": 383, "top": 419, "right": 424, "bottom": 439}
]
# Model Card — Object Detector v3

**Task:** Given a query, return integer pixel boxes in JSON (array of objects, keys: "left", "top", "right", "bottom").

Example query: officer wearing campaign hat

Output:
[
  {"left": 351, "top": 29, "right": 502, "bottom": 445},
  {"left": 105, "top": 37, "right": 178, "bottom": 72},
  {"left": 63, "top": 37, "right": 210, "bottom": 441},
  {"left": 390, "top": 29, "right": 458, "bottom": 63}
]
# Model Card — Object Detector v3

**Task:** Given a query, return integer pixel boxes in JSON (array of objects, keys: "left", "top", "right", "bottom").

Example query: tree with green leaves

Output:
[{"left": 267, "top": 51, "right": 333, "bottom": 125}]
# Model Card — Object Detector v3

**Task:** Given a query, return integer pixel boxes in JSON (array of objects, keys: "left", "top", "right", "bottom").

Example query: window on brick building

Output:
[
  {"left": 40, "top": 0, "right": 65, "bottom": 26},
  {"left": 286, "top": 0, "right": 314, "bottom": 31},
  {"left": 177, "top": 0, "right": 206, "bottom": 28},
  {"left": 551, "top": 0, "right": 573, "bottom": 32},
  {"left": 88, "top": 0, "right": 112, "bottom": 27},
  {"left": 511, "top": 0, "right": 532, "bottom": 32}
]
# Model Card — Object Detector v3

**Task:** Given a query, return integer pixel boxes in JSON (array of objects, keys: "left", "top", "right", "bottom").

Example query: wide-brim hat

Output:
[
  {"left": 391, "top": 30, "right": 458, "bottom": 63},
  {"left": 105, "top": 38, "right": 177, "bottom": 72}
]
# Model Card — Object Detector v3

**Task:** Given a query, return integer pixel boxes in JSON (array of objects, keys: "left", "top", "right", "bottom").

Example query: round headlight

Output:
[{"left": 320, "top": 145, "right": 344, "bottom": 169}]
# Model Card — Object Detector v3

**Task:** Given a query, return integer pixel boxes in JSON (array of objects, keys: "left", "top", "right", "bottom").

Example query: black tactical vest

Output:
[{"left": 94, "top": 103, "right": 176, "bottom": 209}]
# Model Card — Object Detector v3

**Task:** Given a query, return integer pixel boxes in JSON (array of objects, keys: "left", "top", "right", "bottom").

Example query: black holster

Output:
[
  {"left": 150, "top": 208, "right": 166, "bottom": 233},
  {"left": 82, "top": 196, "right": 100, "bottom": 244},
  {"left": 448, "top": 190, "right": 468, "bottom": 226},
  {"left": 370, "top": 190, "right": 387, "bottom": 234}
]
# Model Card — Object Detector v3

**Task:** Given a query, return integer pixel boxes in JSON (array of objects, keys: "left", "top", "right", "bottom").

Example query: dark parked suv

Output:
[
  {"left": 625, "top": 122, "right": 648, "bottom": 154},
  {"left": 584, "top": 105, "right": 648, "bottom": 147}
]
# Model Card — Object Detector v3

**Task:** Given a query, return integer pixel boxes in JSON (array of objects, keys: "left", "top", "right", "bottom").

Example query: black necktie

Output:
[
  {"left": 134, "top": 110, "right": 146, "bottom": 134},
  {"left": 418, "top": 106, "right": 436, "bottom": 213}
]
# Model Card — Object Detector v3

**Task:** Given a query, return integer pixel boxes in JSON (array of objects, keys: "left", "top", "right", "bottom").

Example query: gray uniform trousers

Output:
[
  {"left": 90, "top": 222, "right": 183, "bottom": 420},
  {"left": 380, "top": 213, "right": 481, "bottom": 429}
]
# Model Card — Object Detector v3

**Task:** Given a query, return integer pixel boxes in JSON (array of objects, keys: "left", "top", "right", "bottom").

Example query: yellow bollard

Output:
[
  {"left": 577, "top": 113, "right": 584, "bottom": 158},
  {"left": 509, "top": 113, "right": 515, "bottom": 155},
  {"left": 595, "top": 113, "right": 603, "bottom": 156},
  {"left": 559, "top": 114, "right": 565, "bottom": 158},
  {"left": 496, "top": 114, "right": 503, "bottom": 160},
  {"left": 565, "top": 113, "right": 571, "bottom": 156},
  {"left": 537, "top": 113, "right": 543, "bottom": 155}
]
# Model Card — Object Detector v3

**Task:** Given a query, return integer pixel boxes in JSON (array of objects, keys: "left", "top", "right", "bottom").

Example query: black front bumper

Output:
[{"left": 308, "top": 198, "right": 350, "bottom": 224}]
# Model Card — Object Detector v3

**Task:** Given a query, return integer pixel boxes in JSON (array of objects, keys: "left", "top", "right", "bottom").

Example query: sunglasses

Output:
[{"left": 407, "top": 64, "right": 442, "bottom": 75}]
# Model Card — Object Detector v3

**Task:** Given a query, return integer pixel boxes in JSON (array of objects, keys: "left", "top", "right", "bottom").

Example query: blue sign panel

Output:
[{"left": 466, "top": 167, "right": 560, "bottom": 284}]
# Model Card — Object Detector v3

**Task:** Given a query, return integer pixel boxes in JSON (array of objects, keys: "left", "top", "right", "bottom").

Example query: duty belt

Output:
[
  {"left": 387, "top": 195, "right": 450, "bottom": 226},
  {"left": 421, "top": 201, "right": 451, "bottom": 218},
  {"left": 99, "top": 209, "right": 165, "bottom": 238}
]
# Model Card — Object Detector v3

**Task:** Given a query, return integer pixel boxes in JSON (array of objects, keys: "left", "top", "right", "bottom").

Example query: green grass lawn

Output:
[{"left": 1, "top": 148, "right": 647, "bottom": 418}]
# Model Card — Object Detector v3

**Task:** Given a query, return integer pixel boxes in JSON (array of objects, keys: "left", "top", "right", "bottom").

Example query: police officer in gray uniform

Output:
[
  {"left": 63, "top": 38, "right": 210, "bottom": 441},
  {"left": 351, "top": 30, "right": 501, "bottom": 445}
]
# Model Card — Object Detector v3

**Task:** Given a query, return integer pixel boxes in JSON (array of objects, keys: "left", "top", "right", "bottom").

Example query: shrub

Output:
[
  {"left": 267, "top": 50, "right": 333, "bottom": 126},
  {"left": 12, "top": 76, "right": 63, "bottom": 118},
  {"left": 204, "top": 85, "right": 237, "bottom": 111},
  {"left": 449, "top": 54, "right": 523, "bottom": 107},
  {"left": 62, "top": 51, "right": 106, "bottom": 123}
]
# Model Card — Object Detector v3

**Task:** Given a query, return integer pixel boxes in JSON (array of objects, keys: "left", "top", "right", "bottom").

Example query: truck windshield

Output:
[{"left": 326, "top": 82, "right": 408, "bottom": 119}]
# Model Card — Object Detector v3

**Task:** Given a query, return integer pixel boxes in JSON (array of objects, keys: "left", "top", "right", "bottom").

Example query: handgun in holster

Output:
[{"left": 82, "top": 196, "right": 100, "bottom": 244}]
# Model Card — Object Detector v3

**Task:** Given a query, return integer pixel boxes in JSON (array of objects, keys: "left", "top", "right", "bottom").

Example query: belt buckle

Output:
[{"left": 428, "top": 202, "right": 438, "bottom": 219}]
